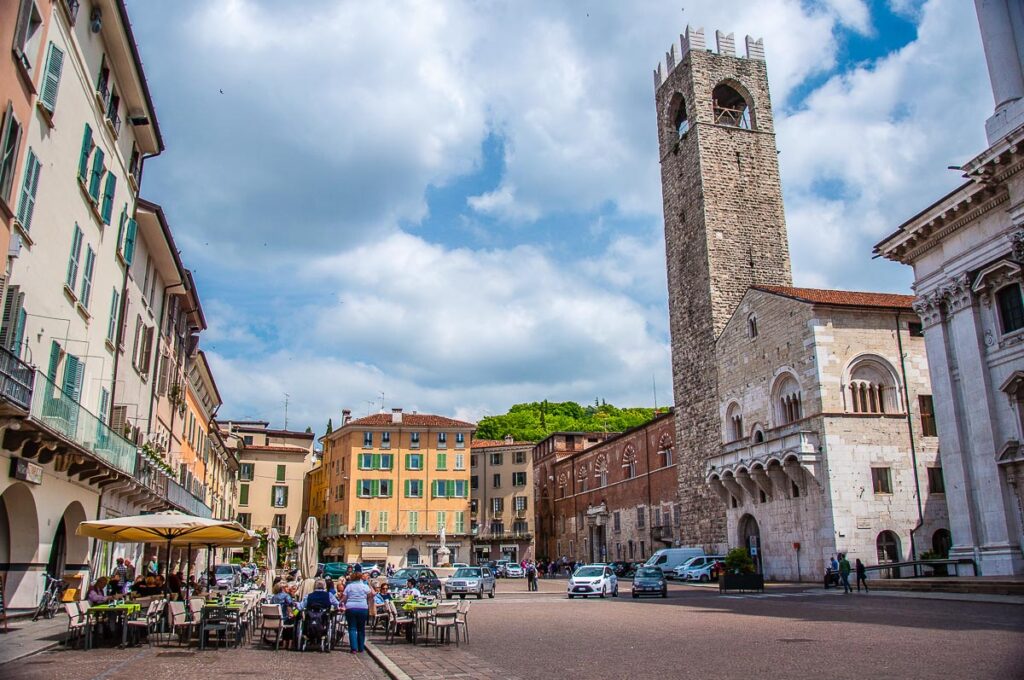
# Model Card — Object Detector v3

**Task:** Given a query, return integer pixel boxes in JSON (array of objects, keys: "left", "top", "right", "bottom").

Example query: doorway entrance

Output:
[{"left": 738, "top": 514, "right": 762, "bottom": 573}]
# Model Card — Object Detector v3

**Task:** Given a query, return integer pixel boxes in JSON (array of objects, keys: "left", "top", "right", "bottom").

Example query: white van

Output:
[{"left": 645, "top": 548, "right": 706, "bottom": 578}]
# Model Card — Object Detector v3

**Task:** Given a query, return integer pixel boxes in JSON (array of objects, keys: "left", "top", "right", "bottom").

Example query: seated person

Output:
[
  {"left": 374, "top": 583, "right": 392, "bottom": 605},
  {"left": 299, "top": 579, "right": 338, "bottom": 610},
  {"left": 270, "top": 582, "right": 296, "bottom": 610},
  {"left": 397, "top": 578, "right": 421, "bottom": 599},
  {"left": 87, "top": 577, "right": 113, "bottom": 605},
  {"left": 130, "top": 575, "right": 146, "bottom": 594},
  {"left": 106, "top": 575, "right": 123, "bottom": 597}
]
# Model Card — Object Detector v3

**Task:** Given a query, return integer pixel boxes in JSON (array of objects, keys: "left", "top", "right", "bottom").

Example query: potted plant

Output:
[
  {"left": 720, "top": 547, "right": 765, "bottom": 593},
  {"left": 919, "top": 550, "right": 948, "bottom": 576}
]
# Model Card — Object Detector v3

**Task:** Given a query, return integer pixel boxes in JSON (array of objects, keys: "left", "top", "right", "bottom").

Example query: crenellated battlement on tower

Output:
[{"left": 653, "top": 25, "right": 764, "bottom": 89}]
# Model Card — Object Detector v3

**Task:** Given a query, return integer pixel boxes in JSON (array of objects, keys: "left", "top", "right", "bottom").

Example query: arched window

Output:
[
  {"left": 876, "top": 530, "right": 901, "bottom": 563},
  {"left": 847, "top": 357, "right": 900, "bottom": 414},
  {"left": 557, "top": 472, "right": 568, "bottom": 498},
  {"left": 622, "top": 445, "right": 637, "bottom": 479},
  {"left": 712, "top": 83, "right": 752, "bottom": 129},
  {"left": 726, "top": 402, "right": 743, "bottom": 442},
  {"left": 773, "top": 373, "right": 802, "bottom": 426},
  {"left": 751, "top": 424, "right": 765, "bottom": 443},
  {"left": 747, "top": 314, "right": 758, "bottom": 338},
  {"left": 668, "top": 92, "right": 689, "bottom": 138},
  {"left": 932, "top": 528, "right": 952, "bottom": 558},
  {"left": 577, "top": 463, "right": 588, "bottom": 492},
  {"left": 594, "top": 454, "right": 608, "bottom": 488},
  {"left": 657, "top": 434, "right": 674, "bottom": 466}
]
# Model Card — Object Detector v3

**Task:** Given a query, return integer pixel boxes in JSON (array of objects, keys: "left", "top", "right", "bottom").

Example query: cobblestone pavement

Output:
[{"left": 4, "top": 578, "right": 1022, "bottom": 680}]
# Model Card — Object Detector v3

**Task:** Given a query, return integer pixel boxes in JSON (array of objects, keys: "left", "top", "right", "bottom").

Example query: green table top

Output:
[
  {"left": 88, "top": 603, "right": 141, "bottom": 613},
  {"left": 203, "top": 603, "right": 242, "bottom": 609},
  {"left": 401, "top": 602, "right": 438, "bottom": 611}
]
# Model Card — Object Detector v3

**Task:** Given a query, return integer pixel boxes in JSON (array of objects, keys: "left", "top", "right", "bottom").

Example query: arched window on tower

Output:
[
  {"left": 726, "top": 402, "right": 744, "bottom": 442},
  {"left": 668, "top": 92, "right": 689, "bottom": 138},
  {"left": 622, "top": 445, "right": 637, "bottom": 479},
  {"left": 747, "top": 314, "right": 758, "bottom": 338},
  {"left": 712, "top": 83, "right": 752, "bottom": 130}
]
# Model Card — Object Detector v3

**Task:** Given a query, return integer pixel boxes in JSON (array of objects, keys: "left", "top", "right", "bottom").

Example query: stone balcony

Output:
[{"left": 706, "top": 428, "right": 822, "bottom": 506}]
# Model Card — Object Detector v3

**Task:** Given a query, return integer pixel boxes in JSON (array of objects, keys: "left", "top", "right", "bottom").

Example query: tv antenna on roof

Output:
[{"left": 284, "top": 393, "right": 290, "bottom": 429}]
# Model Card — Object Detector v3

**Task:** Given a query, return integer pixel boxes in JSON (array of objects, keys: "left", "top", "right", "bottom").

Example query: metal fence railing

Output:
[
  {"left": 29, "top": 370, "right": 136, "bottom": 475},
  {"left": 167, "top": 478, "right": 213, "bottom": 518},
  {"left": 863, "top": 558, "right": 978, "bottom": 579},
  {"left": 0, "top": 347, "right": 34, "bottom": 410}
]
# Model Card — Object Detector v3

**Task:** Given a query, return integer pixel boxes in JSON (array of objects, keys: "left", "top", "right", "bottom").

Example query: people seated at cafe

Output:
[
  {"left": 187, "top": 574, "right": 203, "bottom": 595},
  {"left": 270, "top": 582, "right": 296, "bottom": 609},
  {"left": 397, "top": 578, "right": 421, "bottom": 599},
  {"left": 106, "top": 575, "right": 124, "bottom": 597},
  {"left": 88, "top": 577, "right": 114, "bottom": 604},
  {"left": 299, "top": 579, "right": 338, "bottom": 610},
  {"left": 374, "top": 583, "right": 392, "bottom": 605}
]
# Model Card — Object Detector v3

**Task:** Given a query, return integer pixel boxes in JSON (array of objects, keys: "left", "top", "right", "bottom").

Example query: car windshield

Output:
[
  {"left": 454, "top": 568, "right": 481, "bottom": 578},
  {"left": 636, "top": 568, "right": 663, "bottom": 578},
  {"left": 680, "top": 556, "right": 703, "bottom": 568},
  {"left": 214, "top": 566, "right": 233, "bottom": 575},
  {"left": 575, "top": 567, "right": 604, "bottom": 578},
  {"left": 392, "top": 569, "right": 418, "bottom": 580}
]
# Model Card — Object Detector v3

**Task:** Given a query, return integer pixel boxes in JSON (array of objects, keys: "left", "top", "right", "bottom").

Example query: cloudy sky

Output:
[{"left": 126, "top": 0, "right": 990, "bottom": 432}]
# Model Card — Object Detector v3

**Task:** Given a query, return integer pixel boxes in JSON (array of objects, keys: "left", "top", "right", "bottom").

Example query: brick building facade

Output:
[
  {"left": 654, "top": 27, "right": 793, "bottom": 549},
  {"left": 542, "top": 414, "right": 678, "bottom": 564}
]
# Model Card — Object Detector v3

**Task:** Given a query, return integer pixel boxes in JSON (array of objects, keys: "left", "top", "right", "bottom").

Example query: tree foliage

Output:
[{"left": 475, "top": 400, "right": 660, "bottom": 442}]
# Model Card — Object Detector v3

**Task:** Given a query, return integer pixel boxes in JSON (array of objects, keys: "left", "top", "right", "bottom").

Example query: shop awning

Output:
[
  {"left": 324, "top": 547, "right": 343, "bottom": 557},
  {"left": 361, "top": 545, "right": 388, "bottom": 561}
]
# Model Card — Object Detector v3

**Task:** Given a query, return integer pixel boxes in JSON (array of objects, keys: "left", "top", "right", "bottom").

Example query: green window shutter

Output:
[
  {"left": 77, "top": 124, "right": 93, "bottom": 180},
  {"left": 47, "top": 341, "right": 60, "bottom": 383},
  {"left": 446, "top": 480, "right": 455, "bottom": 498},
  {"left": 405, "top": 453, "right": 410, "bottom": 469},
  {"left": 372, "top": 453, "right": 380, "bottom": 469},
  {"left": 270, "top": 487, "right": 276, "bottom": 505},
  {"left": 40, "top": 43, "right": 64, "bottom": 113},
  {"left": 98, "top": 387, "right": 109, "bottom": 421},
  {"left": 88, "top": 147, "right": 105, "bottom": 201},
  {"left": 404, "top": 479, "right": 410, "bottom": 497},
  {"left": 106, "top": 289, "right": 119, "bottom": 343},
  {"left": 437, "top": 453, "right": 446, "bottom": 470},
  {"left": 12, "top": 306, "right": 26, "bottom": 355},
  {"left": 123, "top": 218, "right": 137, "bottom": 264},
  {"left": 239, "top": 484, "right": 249, "bottom": 505},
  {"left": 371, "top": 480, "right": 379, "bottom": 497},
  {"left": 62, "top": 354, "right": 83, "bottom": 402},
  {"left": 276, "top": 464, "right": 285, "bottom": 481},
  {"left": 80, "top": 247, "right": 95, "bottom": 307},
  {"left": 116, "top": 205, "right": 126, "bottom": 252},
  {"left": 283, "top": 486, "right": 288, "bottom": 507},
  {"left": 100, "top": 173, "right": 116, "bottom": 224},
  {"left": 16, "top": 149, "right": 40, "bottom": 231},
  {"left": 65, "top": 225, "right": 82, "bottom": 289}
]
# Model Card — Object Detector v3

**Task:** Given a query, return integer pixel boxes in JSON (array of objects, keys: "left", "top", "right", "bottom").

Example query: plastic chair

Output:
[
  {"left": 126, "top": 599, "right": 164, "bottom": 647},
  {"left": 259, "top": 603, "right": 293, "bottom": 651},
  {"left": 424, "top": 604, "right": 459, "bottom": 646},
  {"left": 166, "top": 601, "right": 193, "bottom": 646},
  {"left": 63, "top": 602, "right": 87, "bottom": 648},
  {"left": 455, "top": 599, "right": 471, "bottom": 644},
  {"left": 384, "top": 600, "right": 414, "bottom": 644}
]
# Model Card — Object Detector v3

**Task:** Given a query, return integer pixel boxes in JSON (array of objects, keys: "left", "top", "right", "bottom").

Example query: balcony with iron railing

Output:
[
  {"left": 0, "top": 347, "right": 34, "bottom": 411},
  {"left": 30, "top": 370, "right": 136, "bottom": 475},
  {"left": 167, "top": 478, "right": 212, "bottom": 518}
]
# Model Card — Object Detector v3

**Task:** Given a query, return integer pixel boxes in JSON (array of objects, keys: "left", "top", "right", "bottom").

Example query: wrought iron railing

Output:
[
  {"left": 0, "top": 347, "right": 34, "bottom": 410},
  {"left": 167, "top": 478, "right": 212, "bottom": 518},
  {"left": 30, "top": 370, "right": 136, "bottom": 475}
]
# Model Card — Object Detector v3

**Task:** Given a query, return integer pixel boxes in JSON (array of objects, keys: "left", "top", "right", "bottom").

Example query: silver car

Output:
[{"left": 444, "top": 566, "right": 496, "bottom": 599}]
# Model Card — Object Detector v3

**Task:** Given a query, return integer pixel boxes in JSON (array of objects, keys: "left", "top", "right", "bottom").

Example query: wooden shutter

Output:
[
  {"left": 65, "top": 225, "right": 82, "bottom": 289},
  {"left": 239, "top": 484, "right": 249, "bottom": 505},
  {"left": 88, "top": 147, "right": 105, "bottom": 200},
  {"left": 101, "top": 173, "right": 116, "bottom": 224},
  {"left": 123, "top": 218, "right": 137, "bottom": 264},
  {"left": 139, "top": 327, "right": 153, "bottom": 374},
  {"left": 40, "top": 43, "right": 64, "bottom": 113},
  {"left": 0, "top": 285, "right": 19, "bottom": 349},
  {"left": 0, "top": 102, "right": 23, "bottom": 201},
  {"left": 62, "top": 354, "right": 82, "bottom": 401},
  {"left": 404, "top": 480, "right": 410, "bottom": 497},
  {"left": 110, "top": 405, "right": 127, "bottom": 433},
  {"left": 106, "top": 289, "right": 119, "bottom": 342},
  {"left": 77, "top": 124, "right": 93, "bottom": 180},
  {"left": 80, "top": 247, "right": 95, "bottom": 307},
  {"left": 98, "top": 387, "right": 109, "bottom": 421},
  {"left": 16, "top": 149, "right": 40, "bottom": 230},
  {"left": 282, "top": 486, "right": 288, "bottom": 507},
  {"left": 46, "top": 341, "right": 60, "bottom": 382},
  {"left": 446, "top": 480, "right": 455, "bottom": 498}
]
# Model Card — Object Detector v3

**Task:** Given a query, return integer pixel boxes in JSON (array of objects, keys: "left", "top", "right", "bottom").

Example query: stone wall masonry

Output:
[{"left": 657, "top": 37, "right": 793, "bottom": 553}]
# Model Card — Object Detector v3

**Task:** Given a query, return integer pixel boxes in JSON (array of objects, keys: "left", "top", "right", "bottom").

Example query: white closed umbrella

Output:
[
  {"left": 297, "top": 516, "right": 319, "bottom": 598},
  {"left": 266, "top": 527, "right": 279, "bottom": 595}
]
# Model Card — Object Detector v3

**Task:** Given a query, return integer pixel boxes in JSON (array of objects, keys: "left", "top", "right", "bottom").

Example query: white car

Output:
[
  {"left": 674, "top": 555, "right": 725, "bottom": 582},
  {"left": 505, "top": 564, "right": 525, "bottom": 578},
  {"left": 567, "top": 564, "right": 618, "bottom": 598}
]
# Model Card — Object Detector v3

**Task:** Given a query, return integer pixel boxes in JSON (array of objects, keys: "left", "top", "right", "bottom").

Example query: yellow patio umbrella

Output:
[{"left": 77, "top": 511, "right": 254, "bottom": 584}]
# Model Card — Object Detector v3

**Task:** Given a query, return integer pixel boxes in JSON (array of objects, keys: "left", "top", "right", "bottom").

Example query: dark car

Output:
[
  {"left": 323, "top": 562, "right": 351, "bottom": 580},
  {"left": 631, "top": 566, "right": 668, "bottom": 598},
  {"left": 609, "top": 561, "right": 635, "bottom": 578},
  {"left": 387, "top": 567, "right": 442, "bottom": 595}
]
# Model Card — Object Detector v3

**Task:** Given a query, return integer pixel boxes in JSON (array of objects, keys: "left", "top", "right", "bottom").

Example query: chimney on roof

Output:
[
  {"left": 504, "top": 434, "right": 514, "bottom": 445},
  {"left": 392, "top": 408, "right": 403, "bottom": 423},
  {"left": 342, "top": 409, "right": 351, "bottom": 425}
]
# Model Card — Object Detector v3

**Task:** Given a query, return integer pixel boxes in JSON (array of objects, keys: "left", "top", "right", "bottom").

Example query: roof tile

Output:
[{"left": 753, "top": 286, "right": 915, "bottom": 310}]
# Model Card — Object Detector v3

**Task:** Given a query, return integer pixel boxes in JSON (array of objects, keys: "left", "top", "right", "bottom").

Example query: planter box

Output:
[{"left": 720, "top": 572, "right": 765, "bottom": 593}]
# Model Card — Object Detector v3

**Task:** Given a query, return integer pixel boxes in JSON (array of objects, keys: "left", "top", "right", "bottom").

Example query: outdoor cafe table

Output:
[
  {"left": 399, "top": 600, "right": 438, "bottom": 642},
  {"left": 85, "top": 603, "right": 142, "bottom": 649}
]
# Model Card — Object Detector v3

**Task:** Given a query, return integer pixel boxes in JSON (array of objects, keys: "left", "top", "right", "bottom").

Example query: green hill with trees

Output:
[{"left": 475, "top": 400, "right": 662, "bottom": 442}]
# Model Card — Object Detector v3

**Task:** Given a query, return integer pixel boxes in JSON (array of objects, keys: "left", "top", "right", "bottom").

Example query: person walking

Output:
[
  {"left": 526, "top": 561, "right": 537, "bottom": 591},
  {"left": 342, "top": 570, "right": 374, "bottom": 654},
  {"left": 838, "top": 553, "right": 852, "bottom": 594},
  {"left": 855, "top": 558, "right": 869, "bottom": 592}
]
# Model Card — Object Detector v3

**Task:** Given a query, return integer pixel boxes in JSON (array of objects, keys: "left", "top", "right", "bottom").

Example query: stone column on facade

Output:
[
  {"left": 943, "top": 275, "right": 1021, "bottom": 559},
  {"left": 1003, "top": 463, "right": 1024, "bottom": 553},
  {"left": 975, "top": 0, "right": 1024, "bottom": 111}
]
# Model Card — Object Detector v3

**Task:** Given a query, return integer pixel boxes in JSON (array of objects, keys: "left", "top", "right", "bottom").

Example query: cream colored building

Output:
[
  {"left": 220, "top": 420, "right": 314, "bottom": 542},
  {"left": 470, "top": 436, "right": 535, "bottom": 564},
  {"left": 321, "top": 409, "right": 474, "bottom": 567}
]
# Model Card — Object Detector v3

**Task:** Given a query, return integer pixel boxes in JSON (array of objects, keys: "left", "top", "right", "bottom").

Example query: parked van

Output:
[{"left": 645, "top": 548, "right": 706, "bottom": 578}]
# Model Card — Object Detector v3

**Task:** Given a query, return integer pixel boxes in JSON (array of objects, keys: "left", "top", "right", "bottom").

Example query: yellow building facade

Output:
[{"left": 320, "top": 409, "right": 474, "bottom": 567}]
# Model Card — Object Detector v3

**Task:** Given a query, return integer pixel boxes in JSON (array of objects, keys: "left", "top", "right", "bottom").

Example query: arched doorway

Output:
[
  {"left": 876, "top": 530, "right": 901, "bottom": 562},
  {"left": 932, "top": 528, "right": 952, "bottom": 558},
  {"left": 0, "top": 483, "right": 40, "bottom": 607},
  {"left": 738, "top": 514, "right": 762, "bottom": 573},
  {"left": 405, "top": 548, "right": 419, "bottom": 567}
]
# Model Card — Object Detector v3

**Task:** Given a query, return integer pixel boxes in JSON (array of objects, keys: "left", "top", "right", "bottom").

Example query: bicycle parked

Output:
[{"left": 33, "top": 572, "right": 68, "bottom": 621}]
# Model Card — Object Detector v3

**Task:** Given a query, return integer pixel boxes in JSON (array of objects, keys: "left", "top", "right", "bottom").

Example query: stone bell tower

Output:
[{"left": 654, "top": 27, "right": 793, "bottom": 548}]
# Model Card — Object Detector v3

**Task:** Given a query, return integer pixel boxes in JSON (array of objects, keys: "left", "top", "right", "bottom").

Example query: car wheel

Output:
[
  {"left": 446, "top": 593, "right": 453, "bottom": 599},
  {"left": 662, "top": 588, "right": 668, "bottom": 598},
  {"left": 568, "top": 594, "right": 574, "bottom": 599},
  {"left": 612, "top": 585, "right": 618, "bottom": 597},
  {"left": 700, "top": 574, "right": 710, "bottom": 583},
  {"left": 600, "top": 587, "right": 607, "bottom": 599},
  {"left": 488, "top": 588, "right": 495, "bottom": 599},
  {"left": 632, "top": 593, "right": 638, "bottom": 599}
]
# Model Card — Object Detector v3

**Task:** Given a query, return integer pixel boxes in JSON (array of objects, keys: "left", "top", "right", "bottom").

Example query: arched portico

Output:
[{"left": 0, "top": 482, "right": 40, "bottom": 608}]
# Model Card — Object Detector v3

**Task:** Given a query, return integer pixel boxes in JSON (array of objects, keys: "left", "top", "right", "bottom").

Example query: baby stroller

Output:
[{"left": 299, "top": 606, "right": 333, "bottom": 653}]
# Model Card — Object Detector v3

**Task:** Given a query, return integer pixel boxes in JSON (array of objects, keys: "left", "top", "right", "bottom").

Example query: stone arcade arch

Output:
[
  {"left": 47, "top": 501, "right": 89, "bottom": 578},
  {"left": 738, "top": 513, "right": 762, "bottom": 573},
  {"left": 0, "top": 482, "right": 40, "bottom": 607}
]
